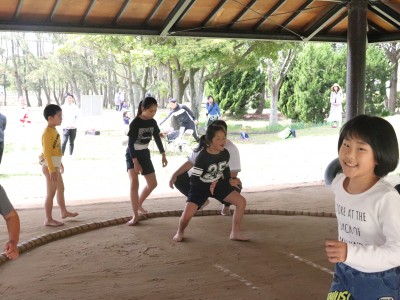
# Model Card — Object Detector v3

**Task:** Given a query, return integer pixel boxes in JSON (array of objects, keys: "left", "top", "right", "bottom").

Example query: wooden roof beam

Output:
[
  {"left": 303, "top": 4, "right": 347, "bottom": 41},
  {"left": 49, "top": 0, "right": 62, "bottom": 21},
  {"left": 369, "top": 3, "right": 400, "bottom": 29},
  {"left": 228, "top": 0, "right": 258, "bottom": 29},
  {"left": 277, "top": 0, "right": 314, "bottom": 31},
  {"left": 201, "top": 0, "right": 229, "bottom": 27},
  {"left": 13, "top": 0, "right": 25, "bottom": 20},
  {"left": 113, "top": 0, "right": 131, "bottom": 25},
  {"left": 252, "top": 0, "right": 286, "bottom": 31},
  {"left": 160, "top": 0, "right": 195, "bottom": 36},
  {"left": 81, "top": 0, "right": 97, "bottom": 24},
  {"left": 144, "top": 0, "right": 163, "bottom": 25}
]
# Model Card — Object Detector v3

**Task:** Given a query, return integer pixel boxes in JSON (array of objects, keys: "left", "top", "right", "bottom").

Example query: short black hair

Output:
[
  {"left": 43, "top": 104, "right": 62, "bottom": 120},
  {"left": 338, "top": 114, "right": 399, "bottom": 177},
  {"left": 210, "top": 119, "right": 228, "bottom": 132}
]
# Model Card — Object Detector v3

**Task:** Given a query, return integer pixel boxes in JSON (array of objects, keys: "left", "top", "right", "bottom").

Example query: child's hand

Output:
[
  {"left": 134, "top": 164, "right": 142, "bottom": 175},
  {"left": 169, "top": 175, "right": 176, "bottom": 189},
  {"left": 325, "top": 239, "right": 347, "bottom": 263},
  {"left": 162, "top": 155, "right": 168, "bottom": 167},
  {"left": 229, "top": 177, "right": 242, "bottom": 189},
  {"left": 50, "top": 171, "right": 58, "bottom": 182},
  {"left": 5, "top": 240, "right": 19, "bottom": 260},
  {"left": 210, "top": 180, "right": 218, "bottom": 195}
]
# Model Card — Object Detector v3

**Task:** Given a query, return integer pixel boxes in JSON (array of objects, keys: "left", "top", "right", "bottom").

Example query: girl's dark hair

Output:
[
  {"left": 207, "top": 95, "right": 214, "bottom": 102},
  {"left": 194, "top": 124, "right": 226, "bottom": 152},
  {"left": 43, "top": 104, "right": 62, "bottom": 120},
  {"left": 338, "top": 114, "right": 399, "bottom": 177},
  {"left": 137, "top": 96, "right": 157, "bottom": 116},
  {"left": 65, "top": 92, "right": 74, "bottom": 98}
]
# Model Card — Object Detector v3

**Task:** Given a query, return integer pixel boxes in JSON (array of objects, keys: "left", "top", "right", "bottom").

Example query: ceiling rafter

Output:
[
  {"left": 252, "top": 0, "right": 286, "bottom": 31},
  {"left": 277, "top": 0, "right": 314, "bottom": 32},
  {"left": 160, "top": 0, "right": 195, "bottom": 36},
  {"left": 13, "top": 0, "right": 25, "bottom": 20},
  {"left": 113, "top": 0, "right": 131, "bottom": 25},
  {"left": 49, "top": 0, "right": 62, "bottom": 22},
  {"left": 144, "top": 0, "right": 163, "bottom": 25},
  {"left": 201, "top": 0, "right": 229, "bottom": 28},
  {"left": 81, "top": 0, "right": 97, "bottom": 24},
  {"left": 321, "top": 11, "right": 347, "bottom": 33},
  {"left": 368, "top": 3, "right": 400, "bottom": 29},
  {"left": 303, "top": 4, "right": 347, "bottom": 41},
  {"left": 228, "top": 0, "right": 258, "bottom": 29}
]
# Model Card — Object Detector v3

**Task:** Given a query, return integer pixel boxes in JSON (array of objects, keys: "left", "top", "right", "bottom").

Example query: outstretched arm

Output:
[{"left": 4, "top": 209, "right": 20, "bottom": 259}]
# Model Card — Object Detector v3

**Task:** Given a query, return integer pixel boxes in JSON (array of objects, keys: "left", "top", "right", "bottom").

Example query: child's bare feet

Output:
[
  {"left": 173, "top": 232, "right": 184, "bottom": 242},
  {"left": 44, "top": 219, "right": 64, "bottom": 227},
  {"left": 230, "top": 233, "right": 250, "bottom": 241},
  {"left": 62, "top": 211, "right": 79, "bottom": 219},
  {"left": 126, "top": 217, "right": 139, "bottom": 226},
  {"left": 138, "top": 207, "right": 148, "bottom": 214},
  {"left": 221, "top": 205, "right": 231, "bottom": 216}
]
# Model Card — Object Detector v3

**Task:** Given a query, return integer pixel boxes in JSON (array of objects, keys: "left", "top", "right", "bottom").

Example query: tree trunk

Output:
[
  {"left": 10, "top": 40, "right": 24, "bottom": 97},
  {"left": 389, "top": 61, "right": 398, "bottom": 112},
  {"left": 255, "top": 82, "right": 266, "bottom": 114}
]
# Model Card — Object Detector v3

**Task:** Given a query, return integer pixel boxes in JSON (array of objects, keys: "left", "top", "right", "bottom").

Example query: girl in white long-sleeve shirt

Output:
[{"left": 325, "top": 114, "right": 400, "bottom": 300}]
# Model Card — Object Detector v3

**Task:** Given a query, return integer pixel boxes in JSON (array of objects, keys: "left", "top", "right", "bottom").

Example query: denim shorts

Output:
[{"left": 327, "top": 262, "right": 400, "bottom": 300}]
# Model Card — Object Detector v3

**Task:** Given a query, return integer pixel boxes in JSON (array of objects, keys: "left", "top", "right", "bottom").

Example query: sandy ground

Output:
[
  {"left": 1, "top": 107, "right": 400, "bottom": 299},
  {"left": 0, "top": 185, "right": 338, "bottom": 300}
]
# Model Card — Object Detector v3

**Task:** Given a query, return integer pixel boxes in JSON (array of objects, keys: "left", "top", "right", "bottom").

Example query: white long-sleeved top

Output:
[
  {"left": 61, "top": 103, "right": 79, "bottom": 129},
  {"left": 332, "top": 173, "right": 400, "bottom": 272}
]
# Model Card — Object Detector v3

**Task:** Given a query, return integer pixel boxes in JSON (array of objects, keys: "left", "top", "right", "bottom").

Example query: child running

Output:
[
  {"left": 325, "top": 115, "right": 400, "bottom": 299},
  {"left": 173, "top": 124, "right": 249, "bottom": 242},
  {"left": 41, "top": 104, "right": 78, "bottom": 226},
  {"left": 126, "top": 96, "right": 167, "bottom": 225}
]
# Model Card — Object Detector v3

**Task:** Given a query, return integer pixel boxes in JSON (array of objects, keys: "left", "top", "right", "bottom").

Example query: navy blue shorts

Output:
[
  {"left": 188, "top": 179, "right": 235, "bottom": 208},
  {"left": 125, "top": 149, "right": 154, "bottom": 175}
]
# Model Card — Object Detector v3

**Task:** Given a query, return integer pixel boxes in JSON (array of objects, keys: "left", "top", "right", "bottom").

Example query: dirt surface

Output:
[{"left": 0, "top": 185, "right": 338, "bottom": 300}]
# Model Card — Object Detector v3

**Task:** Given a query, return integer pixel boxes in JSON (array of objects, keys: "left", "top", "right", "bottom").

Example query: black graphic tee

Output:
[
  {"left": 126, "top": 117, "right": 164, "bottom": 159},
  {"left": 190, "top": 149, "right": 230, "bottom": 190}
]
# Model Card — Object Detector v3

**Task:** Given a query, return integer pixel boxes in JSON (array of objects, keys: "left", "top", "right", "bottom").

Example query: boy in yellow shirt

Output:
[{"left": 41, "top": 104, "right": 78, "bottom": 226}]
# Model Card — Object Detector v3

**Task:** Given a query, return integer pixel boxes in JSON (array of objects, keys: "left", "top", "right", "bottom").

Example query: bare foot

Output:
[
  {"left": 44, "top": 219, "right": 64, "bottom": 227},
  {"left": 173, "top": 232, "right": 184, "bottom": 242},
  {"left": 230, "top": 233, "right": 250, "bottom": 241},
  {"left": 199, "top": 199, "right": 210, "bottom": 210},
  {"left": 126, "top": 217, "right": 139, "bottom": 226},
  {"left": 138, "top": 207, "right": 148, "bottom": 214},
  {"left": 62, "top": 211, "right": 79, "bottom": 219},
  {"left": 221, "top": 205, "right": 231, "bottom": 216}
]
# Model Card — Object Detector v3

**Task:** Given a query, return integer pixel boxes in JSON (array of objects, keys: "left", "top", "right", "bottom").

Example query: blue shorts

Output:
[
  {"left": 125, "top": 149, "right": 154, "bottom": 176},
  {"left": 187, "top": 179, "right": 235, "bottom": 208},
  {"left": 327, "top": 263, "right": 400, "bottom": 300}
]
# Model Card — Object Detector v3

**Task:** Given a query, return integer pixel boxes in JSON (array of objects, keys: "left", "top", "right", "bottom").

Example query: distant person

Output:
[
  {"left": 172, "top": 124, "right": 249, "bottom": 242},
  {"left": 325, "top": 115, "right": 400, "bottom": 300},
  {"left": 114, "top": 91, "right": 122, "bottom": 111},
  {"left": 159, "top": 98, "right": 200, "bottom": 142},
  {"left": 205, "top": 95, "right": 221, "bottom": 127},
  {"left": 123, "top": 111, "right": 132, "bottom": 125},
  {"left": 40, "top": 104, "right": 78, "bottom": 227},
  {"left": 125, "top": 97, "right": 167, "bottom": 226},
  {"left": 0, "top": 185, "right": 20, "bottom": 259},
  {"left": 61, "top": 93, "right": 79, "bottom": 155},
  {"left": 169, "top": 120, "right": 241, "bottom": 216},
  {"left": 0, "top": 109, "right": 6, "bottom": 164},
  {"left": 327, "top": 83, "right": 343, "bottom": 128},
  {"left": 19, "top": 96, "right": 31, "bottom": 126}
]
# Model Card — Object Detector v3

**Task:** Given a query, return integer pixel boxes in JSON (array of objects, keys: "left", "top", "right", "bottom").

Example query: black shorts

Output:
[
  {"left": 125, "top": 149, "right": 154, "bottom": 175},
  {"left": 188, "top": 179, "right": 235, "bottom": 208}
]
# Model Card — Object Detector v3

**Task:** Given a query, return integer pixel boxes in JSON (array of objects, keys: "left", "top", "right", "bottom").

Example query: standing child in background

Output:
[
  {"left": 41, "top": 104, "right": 78, "bottom": 227},
  {"left": 205, "top": 95, "right": 221, "bottom": 127},
  {"left": 125, "top": 96, "right": 167, "bottom": 226},
  {"left": 0, "top": 185, "right": 20, "bottom": 259},
  {"left": 325, "top": 115, "right": 400, "bottom": 299},
  {"left": 173, "top": 124, "right": 249, "bottom": 242},
  {"left": 61, "top": 93, "right": 79, "bottom": 156}
]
